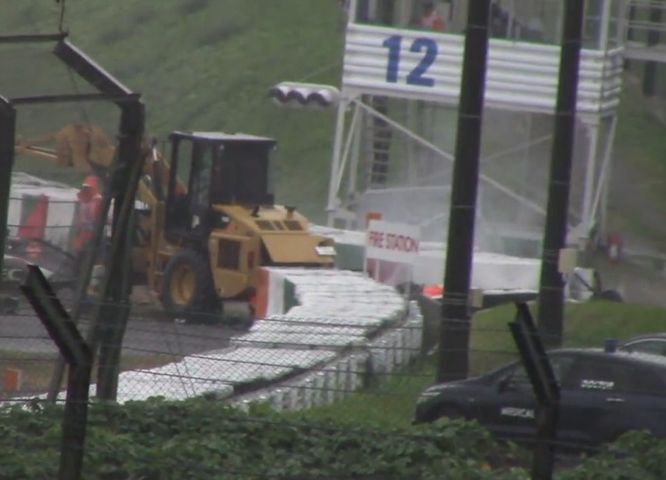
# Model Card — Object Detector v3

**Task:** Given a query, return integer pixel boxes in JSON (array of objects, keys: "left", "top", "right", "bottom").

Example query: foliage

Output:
[
  {"left": 0, "top": 397, "right": 530, "bottom": 479},
  {"left": 558, "top": 431, "right": 666, "bottom": 480},
  {"left": 6, "top": 396, "right": 666, "bottom": 479}
]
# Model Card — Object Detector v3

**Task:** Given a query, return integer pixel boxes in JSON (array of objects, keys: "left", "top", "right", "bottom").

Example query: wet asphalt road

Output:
[{"left": 0, "top": 302, "right": 239, "bottom": 357}]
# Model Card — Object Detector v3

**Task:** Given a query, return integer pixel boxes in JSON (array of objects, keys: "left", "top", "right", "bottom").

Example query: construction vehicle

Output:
[{"left": 15, "top": 125, "right": 336, "bottom": 322}]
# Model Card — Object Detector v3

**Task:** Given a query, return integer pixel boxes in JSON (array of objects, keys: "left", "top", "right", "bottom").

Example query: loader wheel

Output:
[{"left": 160, "top": 250, "right": 220, "bottom": 324}]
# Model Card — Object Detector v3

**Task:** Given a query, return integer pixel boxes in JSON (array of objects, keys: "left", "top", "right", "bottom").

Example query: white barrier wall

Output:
[
  {"left": 312, "top": 225, "right": 543, "bottom": 290},
  {"left": 109, "top": 268, "right": 423, "bottom": 409}
]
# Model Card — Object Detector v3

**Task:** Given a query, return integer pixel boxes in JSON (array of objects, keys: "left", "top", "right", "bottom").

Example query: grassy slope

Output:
[{"left": 0, "top": 0, "right": 344, "bottom": 222}]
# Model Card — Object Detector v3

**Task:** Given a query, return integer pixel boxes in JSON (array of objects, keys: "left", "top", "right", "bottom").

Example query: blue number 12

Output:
[{"left": 382, "top": 35, "right": 437, "bottom": 87}]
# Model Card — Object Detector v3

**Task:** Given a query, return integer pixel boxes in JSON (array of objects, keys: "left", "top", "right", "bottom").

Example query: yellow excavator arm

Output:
[{"left": 15, "top": 123, "right": 116, "bottom": 173}]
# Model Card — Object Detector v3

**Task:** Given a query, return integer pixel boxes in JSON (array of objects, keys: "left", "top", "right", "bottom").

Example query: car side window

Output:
[
  {"left": 624, "top": 340, "right": 666, "bottom": 356},
  {"left": 507, "top": 365, "right": 531, "bottom": 387},
  {"left": 501, "top": 355, "right": 573, "bottom": 390},
  {"left": 549, "top": 355, "right": 575, "bottom": 385}
]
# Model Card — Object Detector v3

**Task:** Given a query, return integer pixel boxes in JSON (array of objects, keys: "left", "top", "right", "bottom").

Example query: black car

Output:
[{"left": 415, "top": 348, "right": 666, "bottom": 448}]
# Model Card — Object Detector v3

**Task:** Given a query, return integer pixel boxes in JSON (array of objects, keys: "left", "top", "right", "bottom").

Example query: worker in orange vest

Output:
[{"left": 72, "top": 175, "right": 103, "bottom": 256}]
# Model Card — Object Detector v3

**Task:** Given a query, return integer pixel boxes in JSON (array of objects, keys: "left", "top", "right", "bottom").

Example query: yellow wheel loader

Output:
[{"left": 16, "top": 126, "right": 336, "bottom": 323}]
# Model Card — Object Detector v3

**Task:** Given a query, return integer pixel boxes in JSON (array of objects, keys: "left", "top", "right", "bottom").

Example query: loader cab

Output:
[{"left": 164, "top": 131, "right": 277, "bottom": 244}]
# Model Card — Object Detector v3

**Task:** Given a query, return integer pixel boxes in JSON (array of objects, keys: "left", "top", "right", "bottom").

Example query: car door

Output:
[
  {"left": 475, "top": 354, "right": 574, "bottom": 442},
  {"left": 471, "top": 362, "right": 537, "bottom": 441},
  {"left": 559, "top": 357, "right": 666, "bottom": 447},
  {"left": 490, "top": 363, "right": 538, "bottom": 441}
]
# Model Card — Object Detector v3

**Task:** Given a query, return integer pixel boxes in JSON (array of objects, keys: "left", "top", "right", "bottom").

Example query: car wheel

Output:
[
  {"left": 437, "top": 406, "right": 464, "bottom": 421},
  {"left": 592, "top": 289, "right": 623, "bottom": 302}
]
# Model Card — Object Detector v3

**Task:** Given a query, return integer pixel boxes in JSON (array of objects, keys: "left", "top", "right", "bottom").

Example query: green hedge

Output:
[
  {"left": 4, "top": 396, "right": 666, "bottom": 479},
  {"left": 1, "top": 397, "right": 528, "bottom": 480}
]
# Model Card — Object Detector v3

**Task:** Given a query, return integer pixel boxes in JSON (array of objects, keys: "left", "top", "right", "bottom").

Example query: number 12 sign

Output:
[{"left": 382, "top": 35, "right": 438, "bottom": 87}]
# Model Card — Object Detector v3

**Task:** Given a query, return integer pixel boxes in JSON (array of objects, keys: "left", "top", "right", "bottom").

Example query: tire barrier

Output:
[{"left": 110, "top": 268, "right": 423, "bottom": 408}]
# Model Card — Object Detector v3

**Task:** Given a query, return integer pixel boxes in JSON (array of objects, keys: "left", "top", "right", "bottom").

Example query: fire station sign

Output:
[{"left": 366, "top": 220, "right": 420, "bottom": 264}]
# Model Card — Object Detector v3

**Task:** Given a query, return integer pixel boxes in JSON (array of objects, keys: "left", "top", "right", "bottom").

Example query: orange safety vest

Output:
[{"left": 73, "top": 189, "right": 102, "bottom": 252}]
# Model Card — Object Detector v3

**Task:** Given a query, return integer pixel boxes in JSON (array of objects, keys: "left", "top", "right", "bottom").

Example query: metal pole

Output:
[
  {"left": 407, "top": 101, "right": 418, "bottom": 185},
  {"left": 436, "top": 0, "right": 491, "bottom": 383},
  {"left": 598, "top": 0, "right": 612, "bottom": 49},
  {"left": 21, "top": 265, "right": 93, "bottom": 480},
  {"left": 521, "top": 113, "right": 533, "bottom": 224},
  {"left": 94, "top": 101, "right": 145, "bottom": 400},
  {"left": 349, "top": 0, "right": 358, "bottom": 24},
  {"left": 597, "top": 115, "right": 618, "bottom": 240},
  {"left": 347, "top": 105, "right": 362, "bottom": 200},
  {"left": 642, "top": 1, "right": 662, "bottom": 96},
  {"left": 0, "top": 98, "right": 16, "bottom": 281},
  {"left": 625, "top": 0, "right": 636, "bottom": 69},
  {"left": 327, "top": 99, "right": 348, "bottom": 226},
  {"left": 537, "top": 0, "right": 585, "bottom": 347},
  {"left": 616, "top": 0, "right": 628, "bottom": 48},
  {"left": 581, "top": 120, "right": 600, "bottom": 233},
  {"left": 510, "top": 303, "right": 560, "bottom": 480},
  {"left": 334, "top": 104, "right": 361, "bottom": 195}
]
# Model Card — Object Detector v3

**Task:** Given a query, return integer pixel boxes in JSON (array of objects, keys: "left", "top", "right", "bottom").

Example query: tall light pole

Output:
[
  {"left": 537, "top": 0, "right": 585, "bottom": 347},
  {"left": 437, "top": 0, "right": 491, "bottom": 382}
]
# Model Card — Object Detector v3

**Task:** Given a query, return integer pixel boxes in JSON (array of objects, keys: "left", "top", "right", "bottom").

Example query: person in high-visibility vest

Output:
[{"left": 72, "top": 175, "right": 103, "bottom": 256}]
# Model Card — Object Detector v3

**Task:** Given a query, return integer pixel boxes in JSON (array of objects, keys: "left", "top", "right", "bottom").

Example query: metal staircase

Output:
[{"left": 365, "top": 95, "right": 392, "bottom": 187}]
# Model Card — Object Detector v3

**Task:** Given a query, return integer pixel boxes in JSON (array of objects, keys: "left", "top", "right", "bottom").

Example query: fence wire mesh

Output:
[{"left": 1, "top": 255, "right": 654, "bottom": 470}]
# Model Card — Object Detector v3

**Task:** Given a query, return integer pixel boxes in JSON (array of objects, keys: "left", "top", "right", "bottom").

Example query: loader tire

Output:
[{"left": 160, "top": 249, "right": 220, "bottom": 324}]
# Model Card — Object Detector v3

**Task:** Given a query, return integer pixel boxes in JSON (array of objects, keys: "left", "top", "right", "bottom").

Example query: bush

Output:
[{"left": 0, "top": 397, "right": 528, "bottom": 479}]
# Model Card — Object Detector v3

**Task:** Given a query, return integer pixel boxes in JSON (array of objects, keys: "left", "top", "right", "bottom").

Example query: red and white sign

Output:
[{"left": 366, "top": 220, "right": 420, "bottom": 264}]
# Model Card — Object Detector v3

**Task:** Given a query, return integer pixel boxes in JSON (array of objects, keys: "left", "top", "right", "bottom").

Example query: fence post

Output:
[
  {"left": 93, "top": 100, "right": 145, "bottom": 400},
  {"left": 0, "top": 98, "right": 17, "bottom": 293},
  {"left": 21, "top": 265, "right": 93, "bottom": 480},
  {"left": 509, "top": 302, "right": 560, "bottom": 480}
]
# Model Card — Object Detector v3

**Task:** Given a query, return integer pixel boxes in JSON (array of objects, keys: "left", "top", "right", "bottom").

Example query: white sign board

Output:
[
  {"left": 342, "top": 24, "right": 622, "bottom": 114},
  {"left": 366, "top": 220, "right": 420, "bottom": 264}
]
